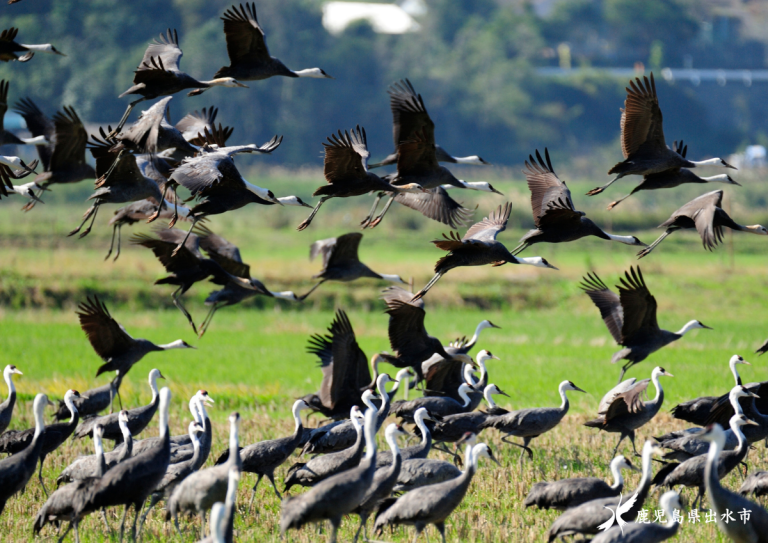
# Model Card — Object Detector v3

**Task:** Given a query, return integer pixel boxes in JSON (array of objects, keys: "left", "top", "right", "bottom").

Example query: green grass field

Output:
[{"left": 1, "top": 169, "right": 768, "bottom": 541}]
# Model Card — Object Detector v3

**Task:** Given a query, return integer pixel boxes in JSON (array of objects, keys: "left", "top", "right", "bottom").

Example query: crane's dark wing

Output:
[
  {"left": 620, "top": 73, "right": 665, "bottom": 158},
  {"left": 309, "top": 237, "right": 337, "bottom": 270},
  {"left": 387, "top": 79, "right": 434, "bottom": 148},
  {"left": 153, "top": 227, "right": 202, "bottom": 255},
  {"left": 396, "top": 127, "right": 438, "bottom": 176},
  {"left": 0, "top": 80, "right": 8, "bottom": 131},
  {"left": 90, "top": 131, "right": 147, "bottom": 189},
  {"left": 328, "top": 310, "right": 370, "bottom": 408},
  {"left": 175, "top": 106, "right": 218, "bottom": 141},
  {"left": 130, "top": 232, "right": 201, "bottom": 273},
  {"left": 307, "top": 328, "right": 334, "bottom": 409},
  {"left": 14, "top": 97, "right": 54, "bottom": 169},
  {"left": 617, "top": 267, "right": 658, "bottom": 342},
  {"left": 50, "top": 107, "right": 89, "bottom": 173},
  {"left": 604, "top": 379, "right": 650, "bottom": 420},
  {"left": 384, "top": 299, "right": 435, "bottom": 362},
  {"left": 705, "top": 382, "right": 768, "bottom": 426},
  {"left": 463, "top": 202, "right": 511, "bottom": 242},
  {"left": 424, "top": 358, "right": 465, "bottom": 397},
  {"left": 76, "top": 297, "right": 135, "bottom": 360},
  {"left": 323, "top": 126, "right": 369, "bottom": 183},
  {"left": 689, "top": 190, "right": 725, "bottom": 251},
  {"left": 580, "top": 272, "right": 623, "bottom": 344},
  {"left": 116, "top": 96, "right": 171, "bottom": 155},
  {"left": 138, "top": 29, "right": 183, "bottom": 73},
  {"left": 394, "top": 187, "right": 474, "bottom": 229},
  {"left": 194, "top": 223, "right": 243, "bottom": 263},
  {"left": 523, "top": 149, "right": 580, "bottom": 228},
  {"left": 380, "top": 286, "right": 423, "bottom": 309},
  {"left": 172, "top": 153, "right": 233, "bottom": 195},
  {"left": 221, "top": 2, "right": 270, "bottom": 65},
  {"left": 325, "top": 232, "right": 363, "bottom": 269}
]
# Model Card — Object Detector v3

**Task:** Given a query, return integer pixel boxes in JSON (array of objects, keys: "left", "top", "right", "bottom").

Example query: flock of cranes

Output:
[{"left": 1, "top": 2, "right": 768, "bottom": 543}]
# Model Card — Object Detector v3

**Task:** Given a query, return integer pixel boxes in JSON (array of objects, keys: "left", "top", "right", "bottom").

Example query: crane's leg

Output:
[
  {"left": 172, "top": 509, "right": 183, "bottom": 537},
  {"left": 616, "top": 362, "right": 632, "bottom": 385},
  {"left": 198, "top": 303, "right": 221, "bottom": 338},
  {"left": 412, "top": 525, "right": 424, "bottom": 543},
  {"left": 146, "top": 186, "right": 170, "bottom": 224},
  {"left": 249, "top": 475, "right": 264, "bottom": 512},
  {"left": 172, "top": 287, "right": 197, "bottom": 335},
  {"left": 267, "top": 472, "right": 283, "bottom": 500},
  {"left": 435, "top": 522, "right": 447, "bottom": 543},
  {"left": 433, "top": 443, "right": 462, "bottom": 465},
  {"left": 38, "top": 456, "right": 49, "bottom": 497},
  {"left": 101, "top": 508, "right": 111, "bottom": 534},
  {"left": 636, "top": 230, "right": 673, "bottom": 259},
  {"left": 411, "top": 273, "right": 443, "bottom": 302},
  {"left": 297, "top": 198, "right": 327, "bottom": 231},
  {"left": 298, "top": 280, "right": 325, "bottom": 301},
  {"left": 171, "top": 217, "right": 199, "bottom": 257},
  {"left": 510, "top": 240, "right": 529, "bottom": 256},
  {"left": 118, "top": 504, "right": 130, "bottom": 543},
  {"left": 137, "top": 494, "right": 160, "bottom": 539},
  {"left": 612, "top": 433, "right": 627, "bottom": 458},
  {"left": 68, "top": 205, "right": 98, "bottom": 238},
  {"left": 627, "top": 430, "right": 639, "bottom": 457},
  {"left": 329, "top": 517, "right": 340, "bottom": 543},
  {"left": 168, "top": 194, "right": 180, "bottom": 228},
  {"left": 360, "top": 192, "right": 384, "bottom": 228},
  {"left": 586, "top": 176, "right": 621, "bottom": 196},
  {"left": 200, "top": 510, "right": 207, "bottom": 539},
  {"left": 105, "top": 224, "right": 119, "bottom": 261},
  {"left": 130, "top": 500, "right": 143, "bottom": 542},
  {"left": 352, "top": 513, "right": 367, "bottom": 543},
  {"left": 56, "top": 522, "right": 73, "bottom": 543},
  {"left": 606, "top": 191, "right": 635, "bottom": 210},
  {"left": 109, "top": 98, "right": 146, "bottom": 138},
  {"left": 367, "top": 195, "right": 395, "bottom": 229}
]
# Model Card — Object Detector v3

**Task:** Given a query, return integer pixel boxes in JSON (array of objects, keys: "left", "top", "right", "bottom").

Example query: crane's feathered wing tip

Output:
[{"left": 579, "top": 271, "right": 609, "bottom": 293}]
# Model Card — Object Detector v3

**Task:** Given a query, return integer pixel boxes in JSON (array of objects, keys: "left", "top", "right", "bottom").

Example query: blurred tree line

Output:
[{"left": 1, "top": 0, "right": 766, "bottom": 168}]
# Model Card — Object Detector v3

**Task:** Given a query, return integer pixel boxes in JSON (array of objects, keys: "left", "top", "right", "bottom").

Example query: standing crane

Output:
[{"left": 581, "top": 267, "right": 710, "bottom": 382}]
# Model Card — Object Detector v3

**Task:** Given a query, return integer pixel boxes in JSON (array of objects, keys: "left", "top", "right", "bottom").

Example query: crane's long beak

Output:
[
  {"left": 700, "top": 323, "right": 713, "bottom": 330},
  {"left": 745, "top": 418, "right": 760, "bottom": 426},
  {"left": 498, "top": 389, "right": 511, "bottom": 398}
]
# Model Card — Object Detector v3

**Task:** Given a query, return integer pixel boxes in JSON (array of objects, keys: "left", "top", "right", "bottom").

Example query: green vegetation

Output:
[{"left": 1, "top": 171, "right": 767, "bottom": 540}]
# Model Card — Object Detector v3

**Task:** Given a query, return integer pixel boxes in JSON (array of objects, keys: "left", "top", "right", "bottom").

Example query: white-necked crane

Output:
[
  {"left": 0, "top": 80, "right": 48, "bottom": 146},
  {"left": 546, "top": 441, "right": 662, "bottom": 542},
  {"left": 76, "top": 297, "right": 192, "bottom": 408},
  {"left": 586, "top": 72, "right": 735, "bottom": 196},
  {"left": 0, "top": 364, "right": 22, "bottom": 434},
  {"left": 296, "top": 125, "right": 425, "bottom": 231},
  {"left": 76, "top": 387, "right": 172, "bottom": 542},
  {"left": 700, "top": 424, "right": 768, "bottom": 543},
  {"left": 605, "top": 140, "right": 740, "bottom": 210},
  {"left": 0, "top": 27, "right": 65, "bottom": 62},
  {"left": 412, "top": 202, "right": 558, "bottom": 301},
  {"left": 524, "top": 455, "right": 638, "bottom": 510},
  {"left": 481, "top": 380, "right": 585, "bottom": 462},
  {"left": 214, "top": 3, "right": 332, "bottom": 81},
  {"left": 301, "top": 310, "right": 374, "bottom": 420},
  {"left": 75, "top": 368, "right": 165, "bottom": 442},
  {"left": 585, "top": 366, "right": 673, "bottom": 456},
  {"left": 298, "top": 232, "right": 405, "bottom": 300},
  {"left": 370, "top": 78, "right": 488, "bottom": 169},
  {"left": 0, "top": 389, "right": 81, "bottom": 495},
  {"left": 581, "top": 266, "right": 710, "bottom": 382},
  {"left": 0, "top": 393, "right": 48, "bottom": 515},
  {"left": 373, "top": 441, "right": 499, "bottom": 542},
  {"left": 671, "top": 354, "right": 750, "bottom": 426},
  {"left": 111, "top": 29, "right": 247, "bottom": 135},
  {"left": 512, "top": 149, "right": 645, "bottom": 255},
  {"left": 637, "top": 189, "right": 768, "bottom": 258},
  {"left": 112, "top": 96, "right": 197, "bottom": 157},
  {"left": 390, "top": 382, "right": 474, "bottom": 422},
  {"left": 161, "top": 127, "right": 284, "bottom": 253}
]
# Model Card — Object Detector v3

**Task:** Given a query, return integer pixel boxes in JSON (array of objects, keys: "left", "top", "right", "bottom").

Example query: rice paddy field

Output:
[{"left": 1, "top": 167, "right": 768, "bottom": 541}]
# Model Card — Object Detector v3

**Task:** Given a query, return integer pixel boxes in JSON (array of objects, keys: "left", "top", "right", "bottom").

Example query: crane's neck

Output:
[
  {"left": 378, "top": 273, "right": 404, "bottom": 284},
  {"left": 690, "top": 158, "right": 726, "bottom": 167},
  {"left": 19, "top": 135, "right": 48, "bottom": 146},
  {"left": 94, "top": 430, "right": 106, "bottom": 477},
  {"left": 363, "top": 409, "right": 377, "bottom": 461},
  {"left": 269, "top": 291, "right": 299, "bottom": 301},
  {"left": 228, "top": 417, "right": 240, "bottom": 460},
  {"left": 603, "top": 233, "right": 638, "bottom": 245},
  {"left": 158, "top": 388, "right": 170, "bottom": 439},
  {"left": 731, "top": 421, "right": 748, "bottom": 453},
  {"left": 659, "top": 495, "right": 679, "bottom": 530},
  {"left": 558, "top": 382, "right": 570, "bottom": 411},
  {"left": 701, "top": 174, "right": 733, "bottom": 183},
  {"left": 158, "top": 339, "right": 187, "bottom": 351},
  {"left": 32, "top": 395, "right": 46, "bottom": 440},
  {"left": 376, "top": 375, "right": 391, "bottom": 413},
  {"left": 468, "top": 321, "right": 488, "bottom": 347},
  {"left": 608, "top": 458, "right": 624, "bottom": 490},
  {"left": 476, "top": 359, "right": 488, "bottom": 386},
  {"left": 458, "top": 386, "right": 472, "bottom": 408},
  {"left": 225, "top": 468, "right": 240, "bottom": 507},
  {"left": 675, "top": 320, "right": 700, "bottom": 336},
  {"left": 291, "top": 403, "right": 304, "bottom": 436},
  {"left": 64, "top": 393, "right": 78, "bottom": 423},
  {"left": 414, "top": 411, "right": 430, "bottom": 446},
  {"left": 636, "top": 444, "right": 655, "bottom": 495},
  {"left": 460, "top": 443, "right": 474, "bottom": 475},
  {"left": 728, "top": 392, "right": 745, "bottom": 416},
  {"left": 385, "top": 427, "right": 400, "bottom": 460},
  {"left": 454, "top": 157, "right": 486, "bottom": 165},
  {"left": 483, "top": 387, "right": 497, "bottom": 409},
  {"left": 243, "top": 179, "right": 274, "bottom": 201},
  {"left": 650, "top": 371, "right": 664, "bottom": 405},
  {"left": 705, "top": 433, "right": 726, "bottom": 511},
  {"left": 362, "top": 393, "right": 377, "bottom": 413},
  {"left": 292, "top": 68, "right": 328, "bottom": 78},
  {"left": 18, "top": 43, "right": 56, "bottom": 53},
  {"left": 149, "top": 373, "right": 160, "bottom": 403},
  {"left": 190, "top": 398, "right": 202, "bottom": 424},
  {"left": 4, "top": 369, "right": 15, "bottom": 399},
  {"left": 119, "top": 419, "right": 131, "bottom": 445},
  {"left": 463, "top": 365, "right": 478, "bottom": 388},
  {"left": 729, "top": 359, "right": 742, "bottom": 386}
]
